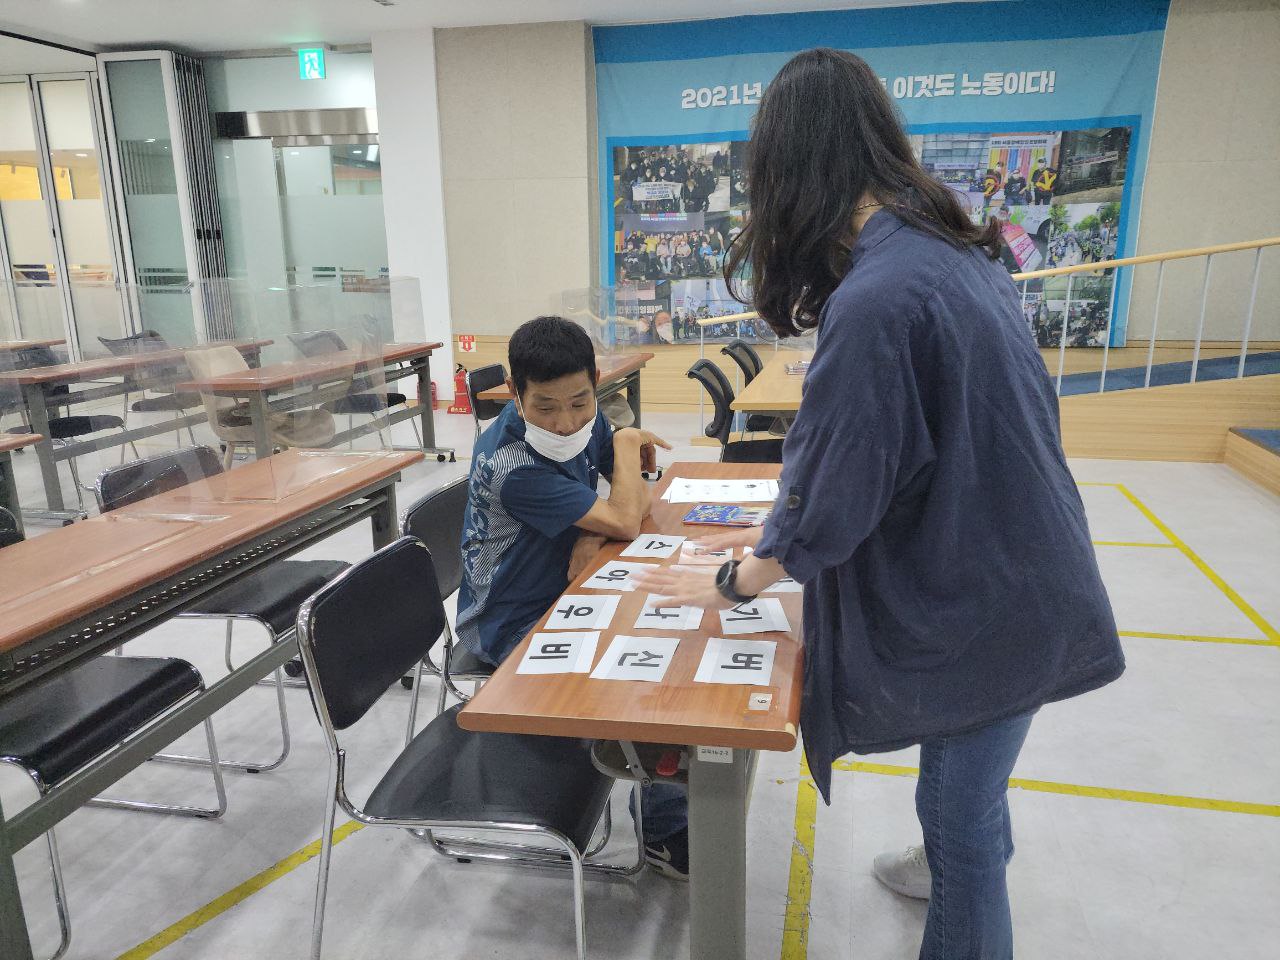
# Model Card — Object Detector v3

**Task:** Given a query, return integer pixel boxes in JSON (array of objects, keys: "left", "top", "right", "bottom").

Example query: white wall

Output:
[
  {"left": 204, "top": 52, "right": 377, "bottom": 113},
  {"left": 371, "top": 31, "right": 454, "bottom": 394},
  {"left": 1127, "top": 0, "right": 1280, "bottom": 344}
]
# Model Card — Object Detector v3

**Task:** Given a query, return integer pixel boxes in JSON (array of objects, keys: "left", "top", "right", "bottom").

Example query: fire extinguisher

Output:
[{"left": 447, "top": 364, "right": 473, "bottom": 415}]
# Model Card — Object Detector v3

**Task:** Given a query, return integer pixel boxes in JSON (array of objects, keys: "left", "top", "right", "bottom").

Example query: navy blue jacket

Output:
[{"left": 754, "top": 211, "right": 1124, "bottom": 800}]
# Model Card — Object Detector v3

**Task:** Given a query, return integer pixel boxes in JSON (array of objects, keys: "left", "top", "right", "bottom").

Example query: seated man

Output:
[{"left": 457, "top": 314, "right": 689, "bottom": 879}]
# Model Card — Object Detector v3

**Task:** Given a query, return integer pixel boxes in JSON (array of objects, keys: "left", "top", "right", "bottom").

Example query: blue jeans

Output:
[
  {"left": 915, "top": 710, "right": 1035, "bottom": 960},
  {"left": 630, "top": 783, "right": 687, "bottom": 844}
]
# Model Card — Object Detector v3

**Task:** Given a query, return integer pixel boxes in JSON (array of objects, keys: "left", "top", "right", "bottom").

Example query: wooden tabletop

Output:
[
  {"left": 0, "top": 338, "right": 65, "bottom": 353},
  {"left": 0, "top": 433, "right": 43, "bottom": 455},
  {"left": 0, "top": 448, "right": 422, "bottom": 654},
  {"left": 731, "top": 351, "right": 812, "bottom": 414},
  {"left": 458, "top": 461, "right": 802, "bottom": 751},
  {"left": 0, "top": 339, "right": 272, "bottom": 387},
  {"left": 475, "top": 352, "right": 654, "bottom": 401},
  {"left": 177, "top": 341, "right": 441, "bottom": 394}
]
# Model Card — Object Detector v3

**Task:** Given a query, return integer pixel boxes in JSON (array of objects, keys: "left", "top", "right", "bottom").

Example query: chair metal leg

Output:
[
  {"left": 222, "top": 442, "right": 235, "bottom": 470},
  {"left": 186, "top": 423, "right": 198, "bottom": 445},
  {"left": 119, "top": 396, "right": 131, "bottom": 464},
  {"left": 409, "top": 416, "right": 422, "bottom": 449},
  {"left": 310, "top": 761, "right": 341, "bottom": 960},
  {"left": 404, "top": 659, "right": 425, "bottom": 747},
  {"left": 90, "top": 713, "right": 228, "bottom": 819},
  {"left": 8, "top": 768, "right": 74, "bottom": 960},
  {"left": 62, "top": 449, "right": 87, "bottom": 516}
]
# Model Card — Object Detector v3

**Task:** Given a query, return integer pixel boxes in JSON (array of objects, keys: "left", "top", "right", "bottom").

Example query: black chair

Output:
[
  {"left": 288, "top": 329, "right": 422, "bottom": 448},
  {"left": 4, "top": 345, "right": 138, "bottom": 515},
  {"left": 721, "top": 339, "right": 787, "bottom": 434},
  {"left": 95, "top": 446, "right": 350, "bottom": 772},
  {"left": 1, "top": 505, "right": 23, "bottom": 549},
  {"left": 296, "top": 536, "right": 641, "bottom": 960},
  {"left": 687, "top": 359, "right": 783, "bottom": 463},
  {"left": 465, "top": 363, "right": 509, "bottom": 440},
  {"left": 0, "top": 655, "right": 226, "bottom": 960},
  {"left": 398, "top": 477, "right": 492, "bottom": 709},
  {"left": 98, "top": 330, "right": 202, "bottom": 450}
]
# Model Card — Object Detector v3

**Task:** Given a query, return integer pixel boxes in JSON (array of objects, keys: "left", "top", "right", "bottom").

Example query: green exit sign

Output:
[{"left": 298, "top": 48, "right": 326, "bottom": 80}]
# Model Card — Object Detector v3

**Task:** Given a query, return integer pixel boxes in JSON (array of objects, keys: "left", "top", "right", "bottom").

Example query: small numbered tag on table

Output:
[{"left": 544, "top": 594, "right": 620, "bottom": 630}]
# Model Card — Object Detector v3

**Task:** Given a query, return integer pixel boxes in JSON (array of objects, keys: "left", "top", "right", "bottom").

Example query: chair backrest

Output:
[
  {"left": 96, "top": 445, "right": 224, "bottom": 512},
  {"left": 12, "top": 345, "right": 60, "bottom": 370},
  {"left": 298, "top": 536, "right": 448, "bottom": 730},
  {"left": 288, "top": 330, "right": 348, "bottom": 358},
  {"left": 99, "top": 329, "right": 175, "bottom": 386},
  {"left": 183, "top": 345, "right": 251, "bottom": 440},
  {"left": 466, "top": 364, "right": 509, "bottom": 423},
  {"left": 400, "top": 476, "right": 468, "bottom": 599},
  {"left": 0, "top": 506, "right": 21, "bottom": 549},
  {"left": 687, "top": 359, "right": 735, "bottom": 445},
  {"left": 721, "top": 339, "right": 763, "bottom": 384}
]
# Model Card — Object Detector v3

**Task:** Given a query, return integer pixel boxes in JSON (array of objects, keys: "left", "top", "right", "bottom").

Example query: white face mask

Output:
[{"left": 515, "top": 395, "right": 597, "bottom": 463}]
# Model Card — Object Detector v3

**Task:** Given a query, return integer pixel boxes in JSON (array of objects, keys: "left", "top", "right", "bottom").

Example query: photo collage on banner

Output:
[{"left": 594, "top": 1, "right": 1170, "bottom": 349}]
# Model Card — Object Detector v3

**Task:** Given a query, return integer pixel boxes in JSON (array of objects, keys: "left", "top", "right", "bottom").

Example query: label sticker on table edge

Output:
[
  {"left": 695, "top": 745, "right": 734, "bottom": 764},
  {"left": 748, "top": 693, "right": 773, "bottom": 711}
]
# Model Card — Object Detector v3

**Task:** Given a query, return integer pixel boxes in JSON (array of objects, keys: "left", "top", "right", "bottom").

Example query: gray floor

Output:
[{"left": 3, "top": 407, "right": 1278, "bottom": 960}]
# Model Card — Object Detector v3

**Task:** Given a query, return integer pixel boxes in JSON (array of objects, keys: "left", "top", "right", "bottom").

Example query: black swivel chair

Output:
[
  {"left": 288, "top": 329, "right": 422, "bottom": 447},
  {"left": 465, "top": 363, "right": 509, "bottom": 440},
  {"left": 687, "top": 359, "right": 783, "bottom": 463},
  {"left": 4, "top": 345, "right": 138, "bottom": 515},
  {"left": 97, "top": 330, "right": 202, "bottom": 450},
  {"left": 95, "top": 446, "right": 351, "bottom": 772},
  {"left": 296, "top": 536, "right": 640, "bottom": 960},
  {"left": 721, "top": 338, "right": 787, "bottom": 434},
  {"left": 398, "top": 477, "right": 492, "bottom": 709}
]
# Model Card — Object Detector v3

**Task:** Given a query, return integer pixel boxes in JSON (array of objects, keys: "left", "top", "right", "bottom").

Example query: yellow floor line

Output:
[
  {"left": 115, "top": 820, "right": 365, "bottom": 960},
  {"left": 1115, "top": 484, "right": 1280, "bottom": 644},
  {"left": 1119, "top": 629, "right": 1279, "bottom": 647},
  {"left": 832, "top": 760, "right": 1280, "bottom": 817},
  {"left": 1092, "top": 540, "right": 1177, "bottom": 548},
  {"left": 780, "top": 756, "right": 817, "bottom": 960}
]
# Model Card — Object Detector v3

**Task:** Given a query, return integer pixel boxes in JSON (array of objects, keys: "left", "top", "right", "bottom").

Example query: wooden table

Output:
[
  {"left": 0, "top": 339, "right": 270, "bottom": 518},
  {"left": 460, "top": 461, "right": 799, "bottom": 960},
  {"left": 177, "top": 341, "right": 454, "bottom": 463},
  {"left": 0, "top": 433, "right": 41, "bottom": 539},
  {"left": 476, "top": 352, "right": 654, "bottom": 428},
  {"left": 0, "top": 338, "right": 65, "bottom": 354},
  {"left": 731, "top": 351, "right": 812, "bottom": 416},
  {"left": 0, "top": 448, "right": 422, "bottom": 960}
]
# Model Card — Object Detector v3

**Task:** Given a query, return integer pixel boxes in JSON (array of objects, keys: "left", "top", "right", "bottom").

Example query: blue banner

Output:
[{"left": 594, "top": 0, "right": 1169, "bottom": 348}]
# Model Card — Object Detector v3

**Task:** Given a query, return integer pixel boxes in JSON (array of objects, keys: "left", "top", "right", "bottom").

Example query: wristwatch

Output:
[{"left": 716, "top": 560, "right": 757, "bottom": 605}]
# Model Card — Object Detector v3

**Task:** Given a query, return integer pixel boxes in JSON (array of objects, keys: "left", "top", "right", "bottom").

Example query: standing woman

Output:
[{"left": 637, "top": 48, "right": 1122, "bottom": 959}]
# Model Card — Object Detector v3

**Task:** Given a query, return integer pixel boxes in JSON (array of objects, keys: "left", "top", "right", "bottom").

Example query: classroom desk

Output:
[
  {"left": 0, "top": 433, "right": 41, "bottom": 539},
  {"left": 0, "top": 447, "right": 422, "bottom": 960},
  {"left": 0, "top": 339, "right": 269, "bottom": 518},
  {"left": 177, "top": 341, "right": 454, "bottom": 463},
  {"left": 730, "top": 351, "right": 812, "bottom": 416},
  {"left": 0, "top": 338, "right": 65, "bottom": 354},
  {"left": 460, "top": 461, "right": 799, "bottom": 960},
  {"left": 475, "top": 352, "right": 654, "bottom": 428}
]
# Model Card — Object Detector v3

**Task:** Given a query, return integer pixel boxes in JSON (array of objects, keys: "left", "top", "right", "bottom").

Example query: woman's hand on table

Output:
[
  {"left": 631, "top": 565, "right": 736, "bottom": 610},
  {"left": 693, "top": 526, "right": 764, "bottom": 554}
]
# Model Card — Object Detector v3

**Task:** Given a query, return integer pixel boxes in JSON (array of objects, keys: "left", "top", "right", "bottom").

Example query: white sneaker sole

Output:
[{"left": 645, "top": 856, "right": 690, "bottom": 882}]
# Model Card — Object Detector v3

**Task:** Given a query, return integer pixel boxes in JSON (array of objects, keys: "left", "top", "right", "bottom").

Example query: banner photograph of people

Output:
[{"left": 608, "top": 125, "right": 1131, "bottom": 348}]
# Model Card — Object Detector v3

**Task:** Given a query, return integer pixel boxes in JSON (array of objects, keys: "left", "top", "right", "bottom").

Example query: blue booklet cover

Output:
[{"left": 682, "top": 504, "right": 770, "bottom": 526}]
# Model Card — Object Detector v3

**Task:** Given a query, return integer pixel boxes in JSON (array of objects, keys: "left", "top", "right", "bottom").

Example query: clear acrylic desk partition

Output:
[{"left": 93, "top": 276, "right": 400, "bottom": 506}]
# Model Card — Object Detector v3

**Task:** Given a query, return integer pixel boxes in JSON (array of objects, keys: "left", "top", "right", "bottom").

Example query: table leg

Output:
[
  {"left": 21, "top": 382, "right": 64, "bottom": 513},
  {"left": 416, "top": 358, "right": 436, "bottom": 449},
  {"left": 626, "top": 371, "right": 642, "bottom": 429},
  {"left": 0, "top": 796, "right": 36, "bottom": 960},
  {"left": 247, "top": 393, "right": 273, "bottom": 460},
  {"left": 687, "top": 747, "right": 757, "bottom": 960},
  {"left": 0, "top": 452, "right": 23, "bottom": 538},
  {"left": 372, "top": 480, "right": 398, "bottom": 549}
]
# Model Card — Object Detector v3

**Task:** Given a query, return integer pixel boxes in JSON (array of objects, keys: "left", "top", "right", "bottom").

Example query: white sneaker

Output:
[{"left": 872, "top": 844, "right": 932, "bottom": 900}]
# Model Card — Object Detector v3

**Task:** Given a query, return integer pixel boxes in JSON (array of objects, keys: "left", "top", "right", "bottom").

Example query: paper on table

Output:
[
  {"left": 634, "top": 595, "right": 705, "bottom": 631},
  {"left": 718, "top": 597, "right": 791, "bottom": 635},
  {"left": 516, "top": 632, "right": 601, "bottom": 675},
  {"left": 661, "top": 478, "right": 780, "bottom": 503},
  {"left": 762, "top": 576, "right": 802, "bottom": 594},
  {"left": 620, "top": 534, "right": 686, "bottom": 560},
  {"left": 678, "top": 541, "right": 733, "bottom": 565},
  {"left": 583, "top": 560, "right": 651, "bottom": 591},
  {"left": 693, "top": 637, "right": 777, "bottom": 685},
  {"left": 544, "top": 594, "right": 620, "bottom": 630},
  {"left": 589, "top": 635, "right": 681, "bottom": 682}
]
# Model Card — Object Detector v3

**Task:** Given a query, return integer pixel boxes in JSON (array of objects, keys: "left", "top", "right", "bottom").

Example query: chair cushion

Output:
[
  {"left": 325, "top": 392, "right": 407, "bottom": 415},
  {"left": 365, "top": 704, "right": 614, "bottom": 852},
  {"left": 8, "top": 415, "right": 124, "bottom": 440},
  {"left": 186, "top": 559, "right": 350, "bottom": 635},
  {"left": 723, "top": 438, "right": 784, "bottom": 464},
  {"left": 0, "top": 657, "right": 202, "bottom": 786},
  {"left": 132, "top": 393, "right": 202, "bottom": 412},
  {"left": 447, "top": 644, "right": 495, "bottom": 679},
  {"left": 744, "top": 414, "right": 776, "bottom": 433}
]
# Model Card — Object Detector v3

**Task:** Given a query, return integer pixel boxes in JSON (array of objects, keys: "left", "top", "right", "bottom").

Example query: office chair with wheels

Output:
[
  {"left": 721, "top": 339, "right": 786, "bottom": 434},
  {"left": 296, "top": 536, "right": 641, "bottom": 960},
  {"left": 687, "top": 359, "right": 783, "bottom": 464}
]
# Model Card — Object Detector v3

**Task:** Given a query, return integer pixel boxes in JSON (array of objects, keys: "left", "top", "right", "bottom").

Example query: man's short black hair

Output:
[{"left": 508, "top": 315, "right": 597, "bottom": 398}]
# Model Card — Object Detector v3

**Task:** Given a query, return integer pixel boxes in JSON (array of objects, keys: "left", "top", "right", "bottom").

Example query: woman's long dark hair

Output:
[{"left": 724, "top": 48, "right": 1001, "bottom": 337}]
